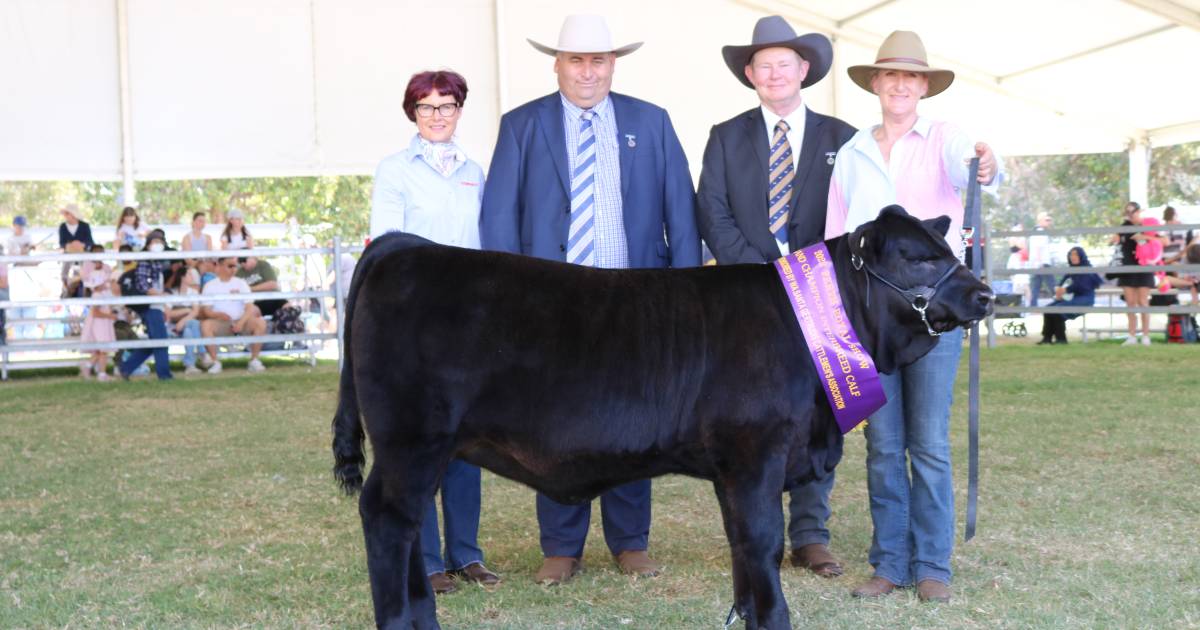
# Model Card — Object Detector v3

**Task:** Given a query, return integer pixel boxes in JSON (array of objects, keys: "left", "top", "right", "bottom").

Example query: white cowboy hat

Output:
[
  {"left": 847, "top": 31, "right": 955, "bottom": 98},
  {"left": 528, "top": 14, "right": 642, "bottom": 57}
]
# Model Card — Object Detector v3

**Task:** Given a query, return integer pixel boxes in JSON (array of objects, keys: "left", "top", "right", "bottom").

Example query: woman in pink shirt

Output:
[{"left": 825, "top": 31, "right": 1001, "bottom": 605}]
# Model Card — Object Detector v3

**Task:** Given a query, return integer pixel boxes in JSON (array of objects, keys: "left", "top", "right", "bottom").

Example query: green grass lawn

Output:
[{"left": 1, "top": 344, "right": 1198, "bottom": 629}]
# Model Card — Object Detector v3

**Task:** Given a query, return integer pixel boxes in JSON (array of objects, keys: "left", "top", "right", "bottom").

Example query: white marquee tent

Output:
[{"left": 3, "top": 0, "right": 1198, "bottom": 205}]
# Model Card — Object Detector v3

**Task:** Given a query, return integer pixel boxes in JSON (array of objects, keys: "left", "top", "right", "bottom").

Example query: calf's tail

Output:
[{"left": 331, "top": 232, "right": 436, "bottom": 495}]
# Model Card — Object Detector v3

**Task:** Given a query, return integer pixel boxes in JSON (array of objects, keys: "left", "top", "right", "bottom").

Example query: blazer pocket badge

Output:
[
  {"left": 624, "top": 133, "right": 637, "bottom": 148},
  {"left": 825, "top": 151, "right": 837, "bottom": 165}
]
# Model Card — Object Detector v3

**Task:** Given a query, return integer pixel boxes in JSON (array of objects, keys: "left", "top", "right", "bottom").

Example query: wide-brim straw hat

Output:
[
  {"left": 847, "top": 30, "right": 954, "bottom": 98},
  {"left": 721, "top": 16, "right": 832, "bottom": 89},
  {"left": 528, "top": 14, "right": 642, "bottom": 57},
  {"left": 60, "top": 204, "right": 83, "bottom": 220}
]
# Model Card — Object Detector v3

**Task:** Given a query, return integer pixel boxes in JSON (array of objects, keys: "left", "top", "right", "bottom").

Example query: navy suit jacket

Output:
[
  {"left": 697, "top": 107, "right": 855, "bottom": 264},
  {"left": 480, "top": 92, "right": 700, "bottom": 269}
]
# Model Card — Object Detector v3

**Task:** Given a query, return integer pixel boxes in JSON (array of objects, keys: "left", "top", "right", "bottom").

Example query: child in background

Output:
[
  {"left": 114, "top": 206, "right": 147, "bottom": 251},
  {"left": 80, "top": 244, "right": 117, "bottom": 380}
]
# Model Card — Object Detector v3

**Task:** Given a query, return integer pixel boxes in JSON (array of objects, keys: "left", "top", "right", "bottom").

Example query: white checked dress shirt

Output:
[{"left": 561, "top": 94, "right": 629, "bottom": 268}]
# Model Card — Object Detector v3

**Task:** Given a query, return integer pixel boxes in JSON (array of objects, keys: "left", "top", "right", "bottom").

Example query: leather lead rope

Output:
[{"left": 963, "top": 157, "right": 982, "bottom": 542}]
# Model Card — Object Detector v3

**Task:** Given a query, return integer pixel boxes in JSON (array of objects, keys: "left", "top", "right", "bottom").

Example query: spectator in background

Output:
[
  {"left": 1027, "top": 211, "right": 1056, "bottom": 306},
  {"left": 79, "top": 244, "right": 117, "bottom": 380},
  {"left": 182, "top": 211, "right": 214, "bottom": 252},
  {"left": 221, "top": 209, "right": 254, "bottom": 250},
  {"left": 113, "top": 206, "right": 147, "bottom": 251},
  {"left": 1037, "top": 246, "right": 1103, "bottom": 345},
  {"left": 6, "top": 215, "right": 33, "bottom": 256},
  {"left": 58, "top": 204, "right": 95, "bottom": 252},
  {"left": 0, "top": 244, "right": 8, "bottom": 345},
  {"left": 1161, "top": 205, "right": 1187, "bottom": 263},
  {"left": 59, "top": 204, "right": 95, "bottom": 295},
  {"left": 1111, "top": 202, "right": 1156, "bottom": 346},
  {"left": 117, "top": 233, "right": 174, "bottom": 381},
  {"left": 199, "top": 256, "right": 267, "bottom": 374},
  {"left": 4, "top": 216, "right": 37, "bottom": 340},
  {"left": 237, "top": 255, "right": 285, "bottom": 319},
  {"left": 166, "top": 258, "right": 205, "bottom": 376}
]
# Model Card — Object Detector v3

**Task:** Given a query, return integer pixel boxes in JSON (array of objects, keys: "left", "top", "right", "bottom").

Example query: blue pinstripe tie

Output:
[{"left": 567, "top": 110, "right": 596, "bottom": 266}]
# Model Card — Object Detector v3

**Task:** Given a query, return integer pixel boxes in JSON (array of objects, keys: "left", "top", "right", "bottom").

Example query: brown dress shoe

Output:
[
  {"left": 428, "top": 571, "right": 457, "bottom": 595},
  {"left": 535, "top": 556, "right": 582, "bottom": 585},
  {"left": 917, "top": 579, "right": 951, "bottom": 603},
  {"left": 614, "top": 550, "right": 661, "bottom": 577},
  {"left": 456, "top": 562, "right": 501, "bottom": 587},
  {"left": 851, "top": 576, "right": 898, "bottom": 598},
  {"left": 789, "top": 544, "right": 844, "bottom": 578}
]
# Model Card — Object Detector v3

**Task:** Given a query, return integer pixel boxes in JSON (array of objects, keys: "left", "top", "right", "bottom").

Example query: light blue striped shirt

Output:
[
  {"left": 561, "top": 94, "right": 628, "bottom": 268},
  {"left": 369, "top": 134, "right": 485, "bottom": 248}
]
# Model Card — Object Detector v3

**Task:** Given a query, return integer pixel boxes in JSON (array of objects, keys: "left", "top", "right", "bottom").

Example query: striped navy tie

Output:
[
  {"left": 767, "top": 120, "right": 794, "bottom": 247},
  {"left": 567, "top": 110, "right": 596, "bottom": 266}
]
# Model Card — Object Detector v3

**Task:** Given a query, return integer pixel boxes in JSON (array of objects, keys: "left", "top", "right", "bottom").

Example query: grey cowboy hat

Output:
[{"left": 722, "top": 15, "right": 833, "bottom": 89}]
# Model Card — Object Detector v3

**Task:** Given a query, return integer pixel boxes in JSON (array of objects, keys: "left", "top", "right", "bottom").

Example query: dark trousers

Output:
[
  {"left": 1041, "top": 313, "right": 1068, "bottom": 342},
  {"left": 421, "top": 459, "right": 484, "bottom": 574},
  {"left": 119, "top": 308, "right": 173, "bottom": 380},
  {"left": 786, "top": 470, "right": 835, "bottom": 549},
  {"left": 537, "top": 479, "right": 651, "bottom": 558}
]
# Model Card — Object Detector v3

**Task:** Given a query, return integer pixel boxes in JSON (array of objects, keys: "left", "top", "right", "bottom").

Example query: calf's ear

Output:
[{"left": 923, "top": 216, "right": 952, "bottom": 237}]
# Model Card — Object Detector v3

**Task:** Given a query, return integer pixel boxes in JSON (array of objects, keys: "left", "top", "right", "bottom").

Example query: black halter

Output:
[{"left": 848, "top": 239, "right": 959, "bottom": 337}]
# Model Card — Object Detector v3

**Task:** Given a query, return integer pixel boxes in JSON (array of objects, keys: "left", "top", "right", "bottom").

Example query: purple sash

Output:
[{"left": 773, "top": 243, "right": 886, "bottom": 433}]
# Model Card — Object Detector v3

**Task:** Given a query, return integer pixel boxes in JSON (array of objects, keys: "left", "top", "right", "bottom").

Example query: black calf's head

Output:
[{"left": 847, "top": 205, "right": 993, "bottom": 372}]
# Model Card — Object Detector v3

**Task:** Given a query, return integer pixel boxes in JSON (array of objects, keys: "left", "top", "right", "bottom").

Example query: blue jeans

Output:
[
  {"left": 1029, "top": 268, "right": 1056, "bottom": 306},
  {"left": 865, "top": 328, "right": 962, "bottom": 586},
  {"left": 177, "top": 319, "right": 202, "bottom": 367},
  {"left": 537, "top": 480, "right": 651, "bottom": 558},
  {"left": 421, "top": 459, "right": 484, "bottom": 575},
  {"left": 787, "top": 471, "right": 834, "bottom": 549},
  {"left": 119, "top": 309, "right": 174, "bottom": 380}
]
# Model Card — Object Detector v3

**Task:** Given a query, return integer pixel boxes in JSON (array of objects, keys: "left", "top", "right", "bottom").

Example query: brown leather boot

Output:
[
  {"left": 614, "top": 550, "right": 661, "bottom": 577},
  {"left": 428, "top": 571, "right": 457, "bottom": 595},
  {"left": 455, "top": 562, "right": 501, "bottom": 587},
  {"left": 917, "top": 579, "right": 951, "bottom": 603},
  {"left": 850, "top": 576, "right": 898, "bottom": 598},
  {"left": 534, "top": 556, "right": 581, "bottom": 585},
  {"left": 789, "top": 544, "right": 844, "bottom": 578}
]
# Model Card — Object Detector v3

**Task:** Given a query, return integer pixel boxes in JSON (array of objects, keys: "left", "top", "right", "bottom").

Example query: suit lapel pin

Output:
[
  {"left": 625, "top": 134, "right": 637, "bottom": 148},
  {"left": 825, "top": 152, "right": 836, "bottom": 165}
]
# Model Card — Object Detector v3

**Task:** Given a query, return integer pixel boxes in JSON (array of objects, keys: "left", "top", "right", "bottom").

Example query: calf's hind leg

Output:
[{"left": 358, "top": 449, "right": 447, "bottom": 630}]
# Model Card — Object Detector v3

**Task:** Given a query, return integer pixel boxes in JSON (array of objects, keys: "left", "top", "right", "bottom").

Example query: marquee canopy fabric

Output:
[{"left": 2, "top": 0, "right": 1197, "bottom": 183}]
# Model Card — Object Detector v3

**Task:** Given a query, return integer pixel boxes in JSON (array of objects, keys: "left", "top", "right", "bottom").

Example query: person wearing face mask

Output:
[
  {"left": 367, "top": 68, "right": 500, "bottom": 595},
  {"left": 117, "top": 234, "right": 174, "bottom": 381}
]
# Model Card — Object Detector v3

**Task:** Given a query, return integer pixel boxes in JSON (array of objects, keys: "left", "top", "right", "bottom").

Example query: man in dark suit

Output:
[
  {"left": 696, "top": 15, "right": 856, "bottom": 579},
  {"left": 480, "top": 14, "right": 700, "bottom": 586}
]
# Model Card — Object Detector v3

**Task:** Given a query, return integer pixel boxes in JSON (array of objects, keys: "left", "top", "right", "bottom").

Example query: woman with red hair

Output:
[{"left": 367, "top": 69, "right": 497, "bottom": 595}]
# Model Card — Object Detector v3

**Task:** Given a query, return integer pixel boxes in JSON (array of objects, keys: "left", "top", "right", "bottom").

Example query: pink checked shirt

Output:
[{"left": 825, "top": 117, "right": 1002, "bottom": 260}]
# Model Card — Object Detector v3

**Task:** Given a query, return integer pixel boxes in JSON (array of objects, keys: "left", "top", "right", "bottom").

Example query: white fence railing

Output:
[
  {"left": 1, "top": 239, "right": 363, "bottom": 379},
  {"left": 984, "top": 223, "right": 1200, "bottom": 345}
]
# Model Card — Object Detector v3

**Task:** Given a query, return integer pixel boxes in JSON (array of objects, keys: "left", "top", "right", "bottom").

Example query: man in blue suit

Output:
[{"left": 480, "top": 14, "right": 700, "bottom": 585}]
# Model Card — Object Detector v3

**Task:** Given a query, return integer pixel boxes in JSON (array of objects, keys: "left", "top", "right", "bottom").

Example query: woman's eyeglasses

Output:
[{"left": 414, "top": 103, "right": 460, "bottom": 118}]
